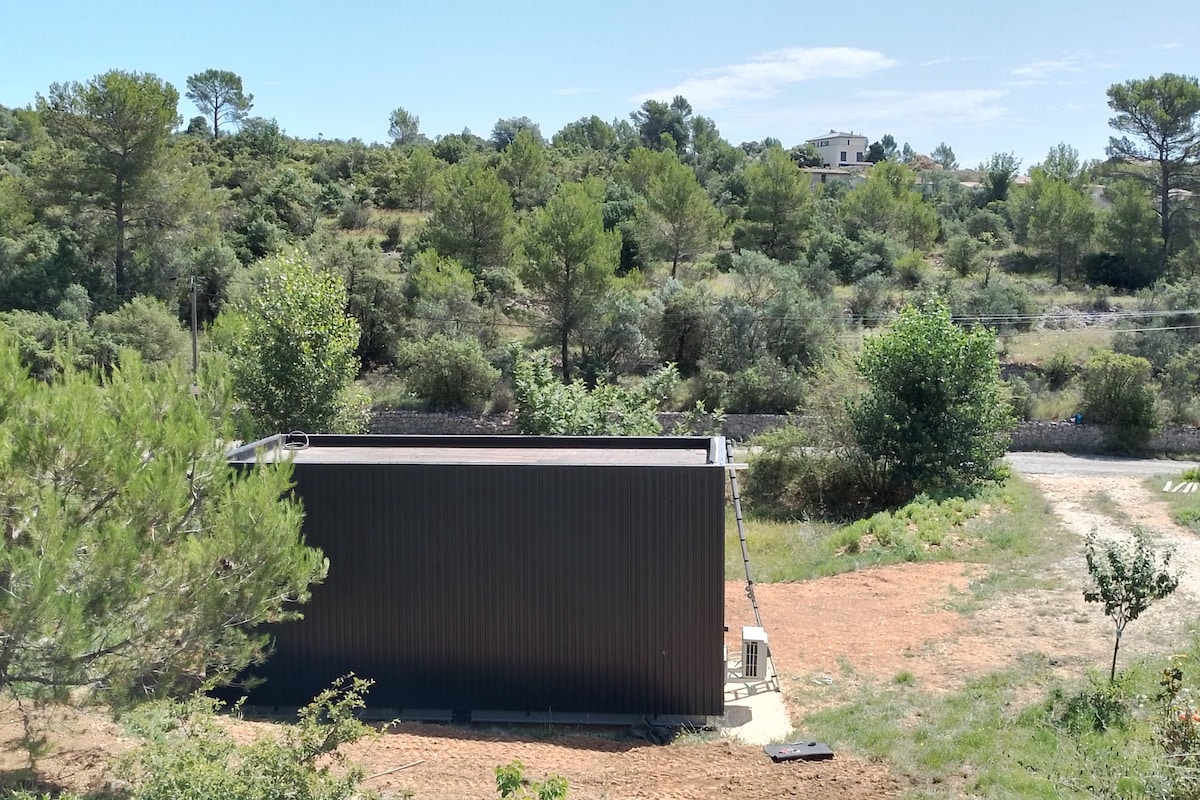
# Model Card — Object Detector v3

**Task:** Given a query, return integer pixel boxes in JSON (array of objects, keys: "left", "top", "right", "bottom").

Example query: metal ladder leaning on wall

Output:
[{"left": 725, "top": 438, "right": 780, "bottom": 692}]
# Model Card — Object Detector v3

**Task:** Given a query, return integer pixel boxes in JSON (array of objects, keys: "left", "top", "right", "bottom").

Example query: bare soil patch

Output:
[{"left": 5, "top": 473, "right": 1195, "bottom": 799}]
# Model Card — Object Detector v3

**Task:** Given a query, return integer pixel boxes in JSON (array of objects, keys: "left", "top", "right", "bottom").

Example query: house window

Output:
[
  {"left": 840, "top": 151, "right": 847, "bottom": 163},
  {"left": 819, "top": 140, "right": 829, "bottom": 147},
  {"left": 856, "top": 152, "right": 864, "bottom": 162}
]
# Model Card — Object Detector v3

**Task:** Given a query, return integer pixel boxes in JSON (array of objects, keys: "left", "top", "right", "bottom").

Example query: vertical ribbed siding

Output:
[{"left": 244, "top": 461, "right": 724, "bottom": 717}]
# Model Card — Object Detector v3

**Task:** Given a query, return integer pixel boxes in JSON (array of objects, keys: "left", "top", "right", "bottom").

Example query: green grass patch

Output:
[
  {"left": 1001, "top": 327, "right": 1115, "bottom": 365},
  {"left": 727, "top": 475, "right": 1059, "bottom": 583},
  {"left": 1145, "top": 471, "right": 1200, "bottom": 531},
  {"left": 802, "top": 656, "right": 1172, "bottom": 799}
]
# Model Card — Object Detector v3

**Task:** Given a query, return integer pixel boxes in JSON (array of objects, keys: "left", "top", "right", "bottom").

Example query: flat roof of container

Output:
[{"left": 228, "top": 434, "right": 725, "bottom": 467}]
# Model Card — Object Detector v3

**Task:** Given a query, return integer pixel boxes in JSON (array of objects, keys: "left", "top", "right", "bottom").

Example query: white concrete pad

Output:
[{"left": 718, "top": 667, "right": 793, "bottom": 745}]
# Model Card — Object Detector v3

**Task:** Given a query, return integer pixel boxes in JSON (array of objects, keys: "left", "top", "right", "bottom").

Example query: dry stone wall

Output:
[{"left": 368, "top": 410, "right": 1200, "bottom": 455}]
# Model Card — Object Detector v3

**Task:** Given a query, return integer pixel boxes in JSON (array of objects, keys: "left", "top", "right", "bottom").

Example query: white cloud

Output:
[
  {"left": 632, "top": 47, "right": 897, "bottom": 109},
  {"left": 724, "top": 88, "right": 1010, "bottom": 144},
  {"left": 827, "top": 89, "right": 1010, "bottom": 128},
  {"left": 1010, "top": 56, "right": 1087, "bottom": 80}
]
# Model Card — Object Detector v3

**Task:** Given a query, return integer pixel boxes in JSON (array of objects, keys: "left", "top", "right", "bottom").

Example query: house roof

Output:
[{"left": 806, "top": 130, "right": 866, "bottom": 142}]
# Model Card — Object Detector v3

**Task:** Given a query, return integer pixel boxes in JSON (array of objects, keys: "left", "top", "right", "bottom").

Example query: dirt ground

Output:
[{"left": 4, "top": 471, "right": 1196, "bottom": 799}]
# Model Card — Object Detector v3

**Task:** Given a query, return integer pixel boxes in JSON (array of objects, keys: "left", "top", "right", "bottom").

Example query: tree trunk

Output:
[
  {"left": 560, "top": 326, "right": 571, "bottom": 384},
  {"left": 1109, "top": 627, "right": 1122, "bottom": 682},
  {"left": 1160, "top": 159, "right": 1171, "bottom": 272},
  {"left": 114, "top": 181, "right": 128, "bottom": 299}
]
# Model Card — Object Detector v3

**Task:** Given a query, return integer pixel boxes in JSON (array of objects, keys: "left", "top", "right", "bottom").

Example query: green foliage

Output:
[
  {"left": 707, "top": 250, "right": 843, "bottom": 375},
  {"left": 1028, "top": 179, "right": 1096, "bottom": 284},
  {"left": 116, "top": 676, "right": 375, "bottom": 800},
  {"left": 37, "top": 70, "right": 185, "bottom": 301},
  {"left": 426, "top": 155, "right": 515, "bottom": 278},
  {"left": 980, "top": 151, "right": 1021, "bottom": 203},
  {"left": 396, "top": 334, "right": 500, "bottom": 411},
  {"left": 519, "top": 178, "right": 618, "bottom": 381},
  {"left": 511, "top": 351, "right": 677, "bottom": 435},
  {"left": 693, "top": 356, "right": 807, "bottom": 414},
  {"left": 947, "top": 275, "right": 1037, "bottom": 334},
  {"left": 185, "top": 69, "right": 253, "bottom": 139},
  {"left": 736, "top": 147, "right": 812, "bottom": 263},
  {"left": 1046, "top": 672, "right": 1132, "bottom": 734},
  {"left": 219, "top": 250, "right": 367, "bottom": 437},
  {"left": 92, "top": 295, "right": 190, "bottom": 366},
  {"left": 743, "top": 422, "right": 897, "bottom": 520},
  {"left": 636, "top": 154, "right": 724, "bottom": 279},
  {"left": 850, "top": 302, "right": 1014, "bottom": 497},
  {"left": 0, "top": 331, "right": 326, "bottom": 704},
  {"left": 1079, "top": 350, "right": 1160, "bottom": 451},
  {"left": 494, "top": 760, "right": 569, "bottom": 800},
  {"left": 944, "top": 234, "right": 984, "bottom": 277},
  {"left": 0, "top": 309, "right": 101, "bottom": 379},
  {"left": 1084, "top": 527, "right": 1180, "bottom": 680},
  {"left": 311, "top": 235, "right": 407, "bottom": 369},
  {"left": 648, "top": 279, "right": 715, "bottom": 376},
  {"left": 1107, "top": 72, "right": 1200, "bottom": 263}
]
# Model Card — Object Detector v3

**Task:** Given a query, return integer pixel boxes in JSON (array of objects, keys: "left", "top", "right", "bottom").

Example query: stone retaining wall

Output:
[{"left": 368, "top": 410, "right": 1200, "bottom": 455}]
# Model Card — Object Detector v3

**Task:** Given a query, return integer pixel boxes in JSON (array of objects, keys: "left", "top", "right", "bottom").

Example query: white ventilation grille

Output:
[{"left": 741, "top": 626, "right": 768, "bottom": 679}]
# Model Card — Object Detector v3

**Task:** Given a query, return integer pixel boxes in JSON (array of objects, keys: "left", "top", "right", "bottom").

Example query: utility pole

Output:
[{"left": 190, "top": 276, "right": 200, "bottom": 396}]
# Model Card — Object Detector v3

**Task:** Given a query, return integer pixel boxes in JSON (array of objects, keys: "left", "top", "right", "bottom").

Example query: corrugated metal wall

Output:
[{"left": 240, "top": 460, "right": 725, "bottom": 718}]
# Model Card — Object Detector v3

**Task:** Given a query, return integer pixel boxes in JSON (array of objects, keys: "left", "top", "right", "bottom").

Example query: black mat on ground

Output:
[{"left": 764, "top": 741, "right": 834, "bottom": 762}]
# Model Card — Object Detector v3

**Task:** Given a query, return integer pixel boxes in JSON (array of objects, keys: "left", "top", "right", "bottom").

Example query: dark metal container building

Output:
[{"left": 226, "top": 434, "right": 726, "bottom": 723}]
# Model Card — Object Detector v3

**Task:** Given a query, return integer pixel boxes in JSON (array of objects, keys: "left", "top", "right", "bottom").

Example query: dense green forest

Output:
[{"left": 2, "top": 68, "right": 1200, "bottom": 430}]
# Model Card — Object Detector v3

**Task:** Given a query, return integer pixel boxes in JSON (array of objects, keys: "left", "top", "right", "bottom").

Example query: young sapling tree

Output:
[{"left": 1084, "top": 526, "right": 1180, "bottom": 681}]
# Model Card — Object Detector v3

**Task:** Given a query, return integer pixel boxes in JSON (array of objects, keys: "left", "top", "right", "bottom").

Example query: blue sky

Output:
[{"left": 5, "top": 0, "right": 1198, "bottom": 172}]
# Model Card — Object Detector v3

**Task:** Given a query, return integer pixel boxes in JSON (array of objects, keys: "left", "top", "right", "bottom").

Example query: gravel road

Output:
[{"left": 1006, "top": 451, "right": 1199, "bottom": 477}]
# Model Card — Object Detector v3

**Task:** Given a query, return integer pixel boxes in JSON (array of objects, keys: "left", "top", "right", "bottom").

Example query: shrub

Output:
[
  {"left": 744, "top": 424, "right": 898, "bottom": 520},
  {"left": 943, "top": 234, "right": 983, "bottom": 277},
  {"left": 494, "top": 760, "right": 569, "bottom": 800},
  {"left": 949, "top": 275, "right": 1037, "bottom": 333},
  {"left": 512, "top": 351, "right": 677, "bottom": 435},
  {"left": 850, "top": 302, "right": 1014, "bottom": 498},
  {"left": 847, "top": 272, "right": 893, "bottom": 327},
  {"left": 93, "top": 296, "right": 190, "bottom": 367},
  {"left": 1005, "top": 376, "right": 1036, "bottom": 421},
  {"left": 395, "top": 334, "right": 500, "bottom": 411},
  {"left": 1079, "top": 350, "right": 1160, "bottom": 451},
  {"left": 694, "top": 357, "right": 806, "bottom": 414},
  {"left": 1043, "top": 351, "right": 1077, "bottom": 392},
  {"left": 116, "top": 676, "right": 377, "bottom": 800}
]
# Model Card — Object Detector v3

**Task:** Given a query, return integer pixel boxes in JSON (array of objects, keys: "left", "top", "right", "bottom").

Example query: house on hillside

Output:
[
  {"left": 801, "top": 166, "right": 866, "bottom": 189},
  {"left": 806, "top": 130, "right": 869, "bottom": 168}
]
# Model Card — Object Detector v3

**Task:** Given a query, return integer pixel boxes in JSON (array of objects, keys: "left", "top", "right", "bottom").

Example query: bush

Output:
[
  {"left": 744, "top": 424, "right": 898, "bottom": 520},
  {"left": 512, "top": 351, "right": 677, "bottom": 435},
  {"left": 943, "top": 234, "right": 983, "bottom": 277},
  {"left": 1080, "top": 350, "right": 1160, "bottom": 451},
  {"left": 116, "top": 677, "right": 376, "bottom": 800},
  {"left": 847, "top": 272, "right": 893, "bottom": 327},
  {"left": 396, "top": 334, "right": 500, "bottom": 411},
  {"left": 947, "top": 275, "right": 1037, "bottom": 333},
  {"left": 693, "top": 356, "right": 806, "bottom": 414},
  {"left": 1005, "top": 376, "right": 1036, "bottom": 421},
  {"left": 1043, "top": 351, "right": 1077, "bottom": 392},
  {"left": 850, "top": 302, "right": 1014, "bottom": 497},
  {"left": 93, "top": 296, "right": 191, "bottom": 367}
]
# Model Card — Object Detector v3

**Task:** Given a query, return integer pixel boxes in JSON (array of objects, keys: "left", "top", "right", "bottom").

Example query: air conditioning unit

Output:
[{"left": 741, "top": 626, "right": 768, "bottom": 679}]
